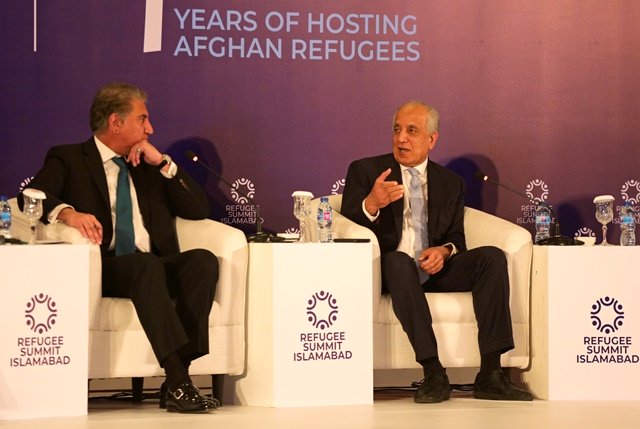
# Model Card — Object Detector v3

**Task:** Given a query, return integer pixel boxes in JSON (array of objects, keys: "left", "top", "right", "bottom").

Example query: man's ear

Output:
[
  {"left": 429, "top": 131, "right": 439, "bottom": 150},
  {"left": 107, "top": 113, "right": 121, "bottom": 133}
]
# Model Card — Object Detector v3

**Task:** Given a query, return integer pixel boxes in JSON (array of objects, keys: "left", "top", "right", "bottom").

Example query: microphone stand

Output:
[
  {"left": 476, "top": 172, "right": 582, "bottom": 246},
  {"left": 186, "top": 151, "right": 273, "bottom": 243}
]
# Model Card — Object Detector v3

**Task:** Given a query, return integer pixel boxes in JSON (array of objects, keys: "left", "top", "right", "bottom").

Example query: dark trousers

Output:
[
  {"left": 101, "top": 249, "right": 218, "bottom": 365},
  {"left": 381, "top": 246, "right": 514, "bottom": 363}
]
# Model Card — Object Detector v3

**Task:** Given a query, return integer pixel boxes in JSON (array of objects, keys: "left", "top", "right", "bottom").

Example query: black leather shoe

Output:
[
  {"left": 160, "top": 382, "right": 220, "bottom": 410},
  {"left": 165, "top": 381, "right": 211, "bottom": 413},
  {"left": 473, "top": 369, "right": 533, "bottom": 401},
  {"left": 414, "top": 369, "right": 451, "bottom": 403},
  {"left": 205, "top": 396, "right": 221, "bottom": 409}
]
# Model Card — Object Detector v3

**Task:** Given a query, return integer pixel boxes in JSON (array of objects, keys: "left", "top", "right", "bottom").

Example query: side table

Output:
[{"left": 232, "top": 242, "right": 373, "bottom": 407}]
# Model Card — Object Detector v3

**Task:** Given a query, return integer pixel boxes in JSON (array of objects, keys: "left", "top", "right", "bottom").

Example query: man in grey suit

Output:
[
  {"left": 22, "top": 82, "right": 218, "bottom": 413},
  {"left": 341, "top": 101, "right": 532, "bottom": 403}
]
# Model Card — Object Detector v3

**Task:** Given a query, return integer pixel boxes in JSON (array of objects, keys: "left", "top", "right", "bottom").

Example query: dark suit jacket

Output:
[
  {"left": 342, "top": 153, "right": 467, "bottom": 255},
  {"left": 23, "top": 138, "right": 210, "bottom": 257}
]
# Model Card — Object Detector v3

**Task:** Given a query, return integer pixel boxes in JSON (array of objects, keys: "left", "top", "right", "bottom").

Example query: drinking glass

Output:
[
  {"left": 22, "top": 188, "right": 47, "bottom": 244},
  {"left": 292, "top": 191, "right": 314, "bottom": 242},
  {"left": 593, "top": 195, "right": 615, "bottom": 246},
  {"left": 22, "top": 189, "right": 46, "bottom": 244}
]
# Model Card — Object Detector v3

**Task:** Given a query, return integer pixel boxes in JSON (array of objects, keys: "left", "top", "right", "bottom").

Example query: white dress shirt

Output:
[
  {"left": 94, "top": 137, "right": 151, "bottom": 252},
  {"left": 361, "top": 157, "right": 457, "bottom": 259},
  {"left": 49, "top": 137, "right": 181, "bottom": 253}
]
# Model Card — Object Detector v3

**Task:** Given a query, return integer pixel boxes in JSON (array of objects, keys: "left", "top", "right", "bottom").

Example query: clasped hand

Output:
[{"left": 416, "top": 246, "right": 450, "bottom": 275}]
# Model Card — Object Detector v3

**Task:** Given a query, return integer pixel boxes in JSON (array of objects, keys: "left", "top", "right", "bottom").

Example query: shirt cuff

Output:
[
  {"left": 443, "top": 242, "right": 457, "bottom": 259},
  {"left": 49, "top": 204, "right": 74, "bottom": 224},
  {"left": 160, "top": 160, "right": 178, "bottom": 179},
  {"left": 362, "top": 199, "right": 379, "bottom": 222}
]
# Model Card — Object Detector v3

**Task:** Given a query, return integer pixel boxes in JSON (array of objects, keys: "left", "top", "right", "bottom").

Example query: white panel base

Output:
[
  {"left": 524, "top": 246, "right": 640, "bottom": 400},
  {"left": 0, "top": 244, "right": 90, "bottom": 419},
  {"left": 233, "top": 242, "right": 373, "bottom": 407}
]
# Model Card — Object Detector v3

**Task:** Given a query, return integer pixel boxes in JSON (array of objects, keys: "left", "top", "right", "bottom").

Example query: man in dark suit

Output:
[
  {"left": 21, "top": 82, "right": 218, "bottom": 413},
  {"left": 342, "top": 101, "right": 532, "bottom": 403}
]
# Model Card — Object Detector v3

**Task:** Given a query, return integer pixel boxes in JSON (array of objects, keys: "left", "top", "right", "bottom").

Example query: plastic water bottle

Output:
[
  {"left": 0, "top": 196, "right": 11, "bottom": 238},
  {"left": 620, "top": 201, "right": 636, "bottom": 246},
  {"left": 534, "top": 204, "right": 551, "bottom": 244},
  {"left": 317, "top": 197, "right": 333, "bottom": 243}
]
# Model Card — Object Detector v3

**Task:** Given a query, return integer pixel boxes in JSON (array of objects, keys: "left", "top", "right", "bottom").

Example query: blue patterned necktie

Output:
[
  {"left": 112, "top": 157, "right": 136, "bottom": 256},
  {"left": 408, "top": 168, "right": 429, "bottom": 283}
]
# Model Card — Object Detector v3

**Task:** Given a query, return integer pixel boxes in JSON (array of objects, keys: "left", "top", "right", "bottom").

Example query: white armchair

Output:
[
  {"left": 310, "top": 195, "right": 532, "bottom": 370},
  {"left": 8, "top": 198, "right": 248, "bottom": 398}
]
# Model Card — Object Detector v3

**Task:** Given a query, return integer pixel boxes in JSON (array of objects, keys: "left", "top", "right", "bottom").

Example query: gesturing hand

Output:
[{"left": 364, "top": 168, "right": 404, "bottom": 216}]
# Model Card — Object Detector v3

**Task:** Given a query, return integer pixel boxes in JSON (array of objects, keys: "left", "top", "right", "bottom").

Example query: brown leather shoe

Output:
[
  {"left": 414, "top": 369, "right": 451, "bottom": 403},
  {"left": 473, "top": 369, "right": 533, "bottom": 401}
]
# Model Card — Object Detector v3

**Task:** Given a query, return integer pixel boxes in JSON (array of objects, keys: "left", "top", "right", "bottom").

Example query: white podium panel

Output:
[
  {"left": 234, "top": 242, "right": 373, "bottom": 407},
  {"left": 524, "top": 246, "right": 640, "bottom": 400},
  {"left": 0, "top": 244, "right": 90, "bottom": 420}
]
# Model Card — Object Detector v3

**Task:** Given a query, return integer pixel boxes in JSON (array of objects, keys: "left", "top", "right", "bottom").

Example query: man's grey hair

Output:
[
  {"left": 394, "top": 100, "right": 440, "bottom": 135},
  {"left": 90, "top": 82, "right": 147, "bottom": 133}
]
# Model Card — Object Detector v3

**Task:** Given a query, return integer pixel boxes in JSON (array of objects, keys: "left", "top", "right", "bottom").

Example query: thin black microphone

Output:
[
  {"left": 185, "top": 150, "right": 272, "bottom": 243},
  {"left": 475, "top": 171, "right": 582, "bottom": 246}
]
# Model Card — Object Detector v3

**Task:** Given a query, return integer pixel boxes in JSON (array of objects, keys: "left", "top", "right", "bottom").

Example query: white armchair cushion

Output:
[
  {"left": 8, "top": 198, "right": 248, "bottom": 379},
  {"left": 311, "top": 195, "right": 532, "bottom": 370}
]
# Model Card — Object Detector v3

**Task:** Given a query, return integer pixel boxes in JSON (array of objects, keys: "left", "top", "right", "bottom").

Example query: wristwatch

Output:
[{"left": 157, "top": 154, "right": 172, "bottom": 170}]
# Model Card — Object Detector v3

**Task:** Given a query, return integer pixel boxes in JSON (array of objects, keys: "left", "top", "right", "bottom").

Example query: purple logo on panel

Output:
[
  {"left": 11, "top": 294, "right": 71, "bottom": 367},
  {"left": 307, "top": 291, "right": 338, "bottom": 330},
  {"left": 617, "top": 180, "right": 640, "bottom": 225},
  {"left": 231, "top": 178, "right": 256, "bottom": 204},
  {"left": 221, "top": 177, "right": 260, "bottom": 227},
  {"left": 331, "top": 178, "right": 345, "bottom": 195},
  {"left": 578, "top": 296, "right": 637, "bottom": 364},
  {"left": 574, "top": 227, "right": 595, "bottom": 239},
  {"left": 621, "top": 180, "right": 640, "bottom": 205},
  {"left": 591, "top": 296, "right": 624, "bottom": 334},
  {"left": 25, "top": 293, "right": 58, "bottom": 333},
  {"left": 19, "top": 176, "right": 34, "bottom": 193},
  {"left": 525, "top": 179, "right": 549, "bottom": 203},
  {"left": 516, "top": 178, "right": 551, "bottom": 227}
]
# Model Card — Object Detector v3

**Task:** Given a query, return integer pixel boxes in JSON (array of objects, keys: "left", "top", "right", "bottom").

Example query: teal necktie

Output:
[
  {"left": 408, "top": 168, "right": 429, "bottom": 283},
  {"left": 112, "top": 157, "right": 136, "bottom": 256}
]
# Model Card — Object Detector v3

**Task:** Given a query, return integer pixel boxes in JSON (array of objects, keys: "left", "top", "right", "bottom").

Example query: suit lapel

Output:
[
  {"left": 387, "top": 157, "right": 404, "bottom": 241},
  {"left": 426, "top": 161, "right": 443, "bottom": 245},
  {"left": 82, "top": 139, "right": 110, "bottom": 207}
]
